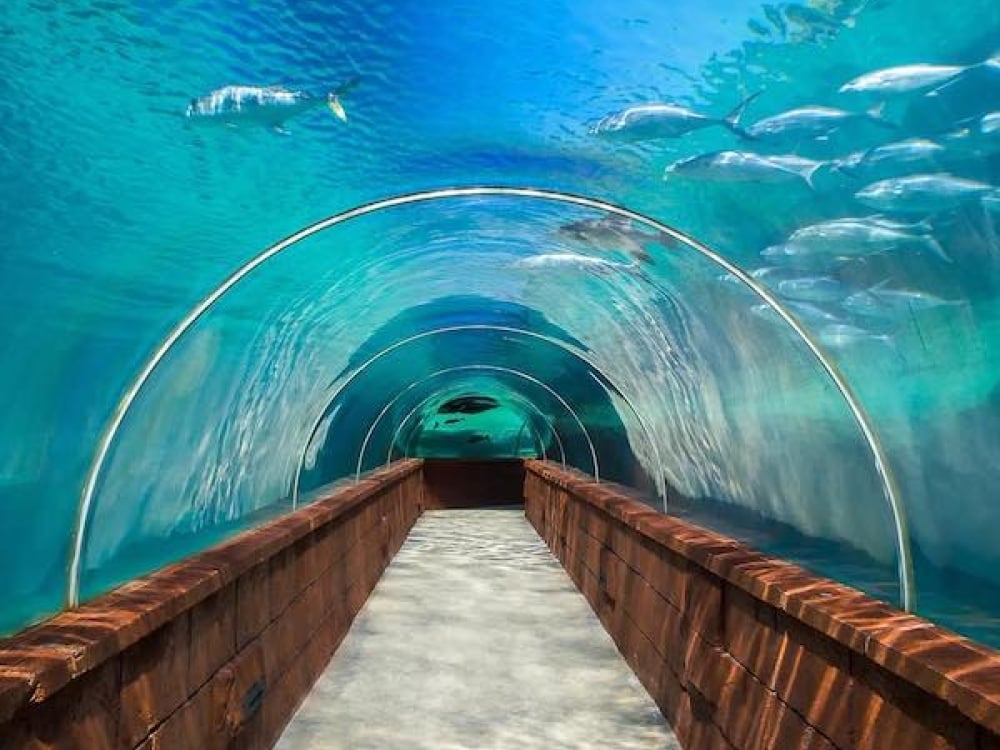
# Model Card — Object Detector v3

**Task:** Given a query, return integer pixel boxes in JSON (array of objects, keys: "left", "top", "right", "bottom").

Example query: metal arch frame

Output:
[
  {"left": 351, "top": 366, "right": 566, "bottom": 480},
  {"left": 288, "top": 323, "right": 660, "bottom": 510},
  {"left": 68, "top": 186, "right": 914, "bottom": 612},
  {"left": 388, "top": 366, "right": 593, "bottom": 470},
  {"left": 512, "top": 419, "right": 542, "bottom": 458}
]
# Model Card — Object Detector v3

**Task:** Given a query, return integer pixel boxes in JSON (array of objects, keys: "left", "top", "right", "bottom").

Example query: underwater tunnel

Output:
[{"left": 2, "top": 0, "right": 1000, "bottom": 748}]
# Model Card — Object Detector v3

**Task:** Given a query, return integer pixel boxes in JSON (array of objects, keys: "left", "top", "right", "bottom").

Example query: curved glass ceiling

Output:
[{"left": 2, "top": 0, "right": 998, "bottom": 646}]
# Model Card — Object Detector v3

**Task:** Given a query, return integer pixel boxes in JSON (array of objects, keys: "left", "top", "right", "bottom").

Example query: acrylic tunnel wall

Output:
[{"left": 2, "top": 0, "right": 1000, "bottom": 654}]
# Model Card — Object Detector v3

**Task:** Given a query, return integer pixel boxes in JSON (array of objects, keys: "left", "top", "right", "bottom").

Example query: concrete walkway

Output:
[{"left": 276, "top": 508, "right": 680, "bottom": 750}]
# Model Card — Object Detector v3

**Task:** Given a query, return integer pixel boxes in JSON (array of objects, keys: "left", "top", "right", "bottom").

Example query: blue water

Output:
[{"left": 1, "top": 0, "right": 999, "bottom": 646}]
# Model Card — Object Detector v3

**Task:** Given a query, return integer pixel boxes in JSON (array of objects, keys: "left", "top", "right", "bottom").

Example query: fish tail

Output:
[
  {"left": 723, "top": 90, "right": 762, "bottom": 139},
  {"left": 866, "top": 102, "right": 897, "bottom": 129},
  {"left": 980, "top": 53, "right": 1000, "bottom": 69},
  {"left": 924, "top": 235, "right": 953, "bottom": 263},
  {"left": 801, "top": 161, "right": 826, "bottom": 190},
  {"left": 326, "top": 75, "right": 361, "bottom": 122}
]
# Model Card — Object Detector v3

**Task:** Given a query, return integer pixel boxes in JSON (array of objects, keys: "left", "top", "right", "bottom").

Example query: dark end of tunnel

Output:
[
  {"left": 298, "top": 296, "right": 659, "bottom": 497},
  {"left": 420, "top": 458, "right": 526, "bottom": 509}
]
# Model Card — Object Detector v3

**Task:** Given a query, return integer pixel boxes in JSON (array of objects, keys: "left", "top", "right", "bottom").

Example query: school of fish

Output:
[{"left": 583, "top": 49, "right": 1000, "bottom": 352}]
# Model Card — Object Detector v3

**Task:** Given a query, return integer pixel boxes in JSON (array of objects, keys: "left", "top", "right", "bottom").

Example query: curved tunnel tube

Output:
[
  {"left": 350, "top": 365, "right": 567, "bottom": 483},
  {"left": 291, "top": 323, "right": 659, "bottom": 509},
  {"left": 67, "top": 187, "right": 914, "bottom": 612},
  {"left": 386, "top": 365, "right": 599, "bottom": 478}
]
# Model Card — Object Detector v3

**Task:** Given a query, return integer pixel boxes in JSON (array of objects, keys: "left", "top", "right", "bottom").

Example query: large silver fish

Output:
[
  {"left": 817, "top": 323, "right": 895, "bottom": 349},
  {"left": 833, "top": 138, "right": 945, "bottom": 180},
  {"left": 778, "top": 216, "right": 950, "bottom": 262},
  {"left": 186, "top": 77, "right": 360, "bottom": 128},
  {"left": 590, "top": 92, "right": 760, "bottom": 141},
  {"left": 746, "top": 105, "right": 892, "bottom": 142},
  {"left": 839, "top": 57, "right": 1000, "bottom": 96},
  {"left": 844, "top": 285, "right": 964, "bottom": 317},
  {"left": 557, "top": 216, "right": 676, "bottom": 263},
  {"left": 776, "top": 276, "right": 846, "bottom": 303},
  {"left": 855, "top": 174, "right": 996, "bottom": 213},
  {"left": 665, "top": 150, "right": 825, "bottom": 187},
  {"left": 751, "top": 299, "right": 847, "bottom": 326}
]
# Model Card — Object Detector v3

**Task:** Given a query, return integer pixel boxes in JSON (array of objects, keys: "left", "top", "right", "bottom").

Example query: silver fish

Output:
[
  {"left": 781, "top": 216, "right": 950, "bottom": 262},
  {"left": 746, "top": 105, "right": 891, "bottom": 142},
  {"left": 665, "top": 150, "right": 825, "bottom": 187},
  {"left": 590, "top": 92, "right": 760, "bottom": 141},
  {"left": 760, "top": 243, "right": 853, "bottom": 271},
  {"left": 186, "top": 77, "right": 360, "bottom": 128},
  {"left": 855, "top": 174, "right": 996, "bottom": 213},
  {"left": 834, "top": 138, "right": 945, "bottom": 179},
  {"left": 751, "top": 266, "right": 797, "bottom": 284},
  {"left": 844, "top": 286, "right": 964, "bottom": 317},
  {"left": 817, "top": 323, "right": 895, "bottom": 349},
  {"left": 787, "top": 300, "right": 849, "bottom": 325},
  {"left": 776, "top": 276, "right": 846, "bottom": 302},
  {"left": 557, "top": 216, "right": 671, "bottom": 263},
  {"left": 752, "top": 299, "right": 847, "bottom": 325},
  {"left": 839, "top": 57, "right": 1000, "bottom": 96}
]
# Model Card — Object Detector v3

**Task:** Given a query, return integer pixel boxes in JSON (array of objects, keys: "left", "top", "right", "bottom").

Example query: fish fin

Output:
[
  {"left": 722, "top": 90, "right": 762, "bottom": 139},
  {"left": 871, "top": 278, "right": 893, "bottom": 291},
  {"left": 978, "top": 55, "right": 1000, "bottom": 70},
  {"left": 327, "top": 95, "right": 347, "bottom": 122},
  {"left": 632, "top": 247, "right": 654, "bottom": 265},
  {"left": 926, "top": 76, "right": 963, "bottom": 98},
  {"left": 866, "top": 102, "right": 896, "bottom": 129},
  {"left": 924, "top": 235, "right": 953, "bottom": 263},
  {"left": 272, "top": 125, "right": 291, "bottom": 136},
  {"left": 801, "top": 161, "right": 825, "bottom": 190}
]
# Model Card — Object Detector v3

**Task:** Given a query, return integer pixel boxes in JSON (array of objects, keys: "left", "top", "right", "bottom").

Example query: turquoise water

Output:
[{"left": 2, "top": 0, "right": 999, "bottom": 644}]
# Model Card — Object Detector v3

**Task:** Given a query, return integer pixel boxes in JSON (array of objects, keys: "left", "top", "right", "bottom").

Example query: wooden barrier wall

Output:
[
  {"left": 523, "top": 460, "right": 1000, "bottom": 750},
  {"left": 419, "top": 459, "right": 525, "bottom": 509},
  {"left": 0, "top": 460, "right": 423, "bottom": 749}
]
